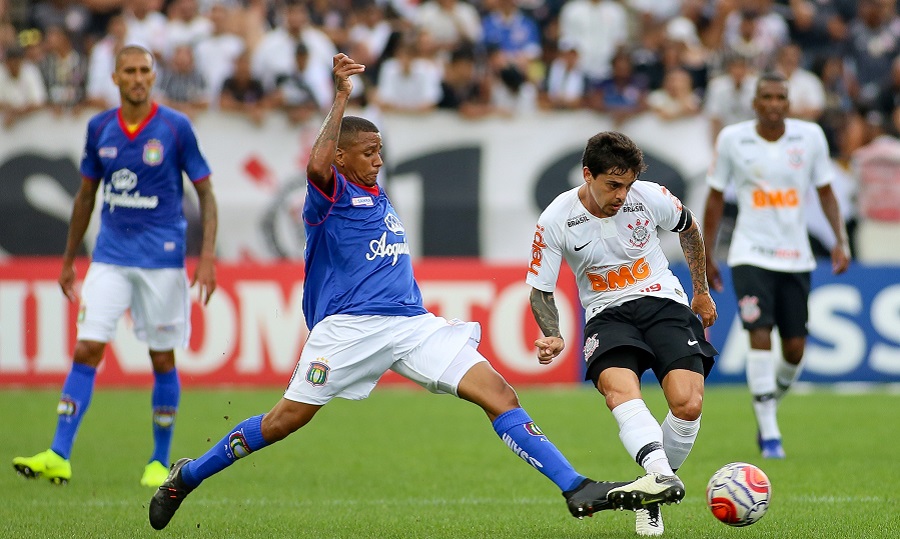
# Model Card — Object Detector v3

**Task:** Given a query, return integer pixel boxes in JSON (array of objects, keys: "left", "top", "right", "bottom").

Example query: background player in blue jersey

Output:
[
  {"left": 148, "top": 53, "right": 657, "bottom": 531},
  {"left": 12, "top": 46, "right": 218, "bottom": 488}
]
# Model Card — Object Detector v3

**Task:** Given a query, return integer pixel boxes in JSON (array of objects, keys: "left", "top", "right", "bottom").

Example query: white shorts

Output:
[
  {"left": 284, "top": 313, "right": 484, "bottom": 405},
  {"left": 77, "top": 262, "right": 191, "bottom": 350}
]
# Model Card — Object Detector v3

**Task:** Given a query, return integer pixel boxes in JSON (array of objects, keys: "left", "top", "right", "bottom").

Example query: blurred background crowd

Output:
[{"left": 1, "top": 0, "right": 899, "bottom": 259}]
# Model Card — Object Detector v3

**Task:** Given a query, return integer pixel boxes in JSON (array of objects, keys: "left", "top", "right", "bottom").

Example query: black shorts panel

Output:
[
  {"left": 731, "top": 265, "right": 810, "bottom": 338},
  {"left": 583, "top": 297, "right": 717, "bottom": 383}
]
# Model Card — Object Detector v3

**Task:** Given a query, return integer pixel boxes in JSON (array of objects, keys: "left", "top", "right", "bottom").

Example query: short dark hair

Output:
[
  {"left": 115, "top": 45, "right": 155, "bottom": 70},
  {"left": 339, "top": 116, "right": 379, "bottom": 149},
  {"left": 582, "top": 131, "right": 646, "bottom": 178},
  {"left": 755, "top": 71, "right": 787, "bottom": 93}
]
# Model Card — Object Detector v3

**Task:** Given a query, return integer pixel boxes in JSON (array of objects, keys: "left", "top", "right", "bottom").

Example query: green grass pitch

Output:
[{"left": 2, "top": 385, "right": 898, "bottom": 539}]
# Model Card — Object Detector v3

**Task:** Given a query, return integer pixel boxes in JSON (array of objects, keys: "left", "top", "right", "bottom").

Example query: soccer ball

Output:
[{"left": 706, "top": 462, "right": 771, "bottom": 526}]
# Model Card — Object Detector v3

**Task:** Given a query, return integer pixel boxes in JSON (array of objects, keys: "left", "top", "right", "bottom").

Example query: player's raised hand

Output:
[
  {"left": 58, "top": 263, "right": 78, "bottom": 303},
  {"left": 191, "top": 256, "right": 217, "bottom": 306},
  {"left": 332, "top": 54, "right": 365, "bottom": 96},
  {"left": 534, "top": 336, "right": 565, "bottom": 365},
  {"left": 705, "top": 259, "right": 723, "bottom": 293},
  {"left": 691, "top": 292, "right": 717, "bottom": 328}
]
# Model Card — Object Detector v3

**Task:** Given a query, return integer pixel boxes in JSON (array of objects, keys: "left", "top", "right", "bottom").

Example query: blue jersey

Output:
[
  {"left": 80, "top": 102, "right": 211, "bottom": 268},
  {"left": 302, "top": 168, "right": 427, "bottom": 329}
]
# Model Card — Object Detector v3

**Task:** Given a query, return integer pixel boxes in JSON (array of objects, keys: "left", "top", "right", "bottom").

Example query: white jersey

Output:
[
  {"left": 707, "top": 118, "right": 833, "bottom": 272},
  {"left": 526, "top": 181, "right": 691, "bottom": 321}
]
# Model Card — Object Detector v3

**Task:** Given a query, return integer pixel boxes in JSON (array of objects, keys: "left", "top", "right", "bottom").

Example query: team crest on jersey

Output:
[
  {"left": 306, "top": 360, "right": 330, "bottom": 387},
  {"left": 739, "top": 295, "right": 761, "bottom": 323},
  {"left": 384, "top": 213, "right": 405, "bottom": 235},
  {"left": 627, "top": 219, "right": 652, "bottom": 248},
  {"left": 584, "top": 333, "right": 599, "bottom": 362},
  {"left": 143, "top": 139, "right": 163, "bottom": 166},
  {"left": 787, "top": 147, "right": 804, "bottom": 169}
]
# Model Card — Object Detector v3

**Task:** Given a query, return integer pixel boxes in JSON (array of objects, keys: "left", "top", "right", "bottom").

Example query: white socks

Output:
[
  {"left": 775, "top": 356, "right": 802, "bottom": 400},
  {"left": 747, "top": 349, "right": 780, "bottom": 440},
  {"left": 661, "top": 411, "right": 700, "bottom": 471},
  {"left": 612, "top": 399, "right": 673, "bottom": 476}
]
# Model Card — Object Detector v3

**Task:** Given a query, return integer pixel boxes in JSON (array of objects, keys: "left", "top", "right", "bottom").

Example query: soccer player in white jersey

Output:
[
  {"left": 703, "top": 72, "right": 850, "bottom": 460},
  {"left": 148, "top": 54, "right": 655, "bottom": 531},
  {"left": 527, "top": 131, "right": 719, "bottom": 536},
  {"left": 12, "top": 46, "right": 218, "bottom": 488}
]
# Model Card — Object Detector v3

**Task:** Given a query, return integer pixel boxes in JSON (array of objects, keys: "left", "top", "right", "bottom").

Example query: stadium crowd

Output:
[{"left": 1, "top": 0, "right": 899, "bottom": 258}]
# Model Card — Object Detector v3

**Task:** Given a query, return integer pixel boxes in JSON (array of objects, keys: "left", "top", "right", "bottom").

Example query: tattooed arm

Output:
[
  {"left": 530, "top": 288, "right": 565, "bottom": 364},
  {"left": 306, "top": 54, "right": 366, "bottom": 193},
  {"left": 679, "top": 216, "right": 717, "bottom": 327}
]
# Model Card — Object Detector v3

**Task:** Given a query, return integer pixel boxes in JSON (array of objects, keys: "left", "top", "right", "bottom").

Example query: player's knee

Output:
[
  {"left": 73, "top": 341, "right": 105, "bottom": 367},
  {"left": 669, "top": 397, "right": 702, "bottom": 421},
  {"left": 261, "top": 401, "right": 320, "bottom": 442}
]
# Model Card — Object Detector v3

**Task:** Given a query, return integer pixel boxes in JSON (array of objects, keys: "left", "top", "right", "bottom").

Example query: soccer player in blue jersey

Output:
[
  {"left": 148, "top": 54, "right": 654, "bottom": 531},
  {"left": 12, "top": 46, "right": 218, "bottom": 488}
]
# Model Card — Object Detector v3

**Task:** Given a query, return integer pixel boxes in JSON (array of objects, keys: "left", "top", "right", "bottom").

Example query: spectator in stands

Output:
[
  {"left": 194, "top": 2, "right": 244, "bottom": 108},
  {"left": 557, "top": 0, "right": 629, "bottom": 84},
  {"left": 0, "top": 45, "right": 47, "bottom": 128},
  {"left": 373, "top": 38, "right": 442, "bottom": 114},
  {"left": 721, "top": 1, "right": 789, "bottom": 71},
  {"left": 704, "top": 51, "right": 758, "bottom": 142},
  {"left": 586, "top": 47, "right": 648, "bottom": 126},
  {"left": 773, "top": 42, "right": 825, "bottom": 121},
  {"left": 844, "top": 0, "right": 900, "bottom": 107},
  {"left": 485, "top": 43, "right": 538, "bottom": 116},
  {"left": 346, "top": 1, "right": 393, "bottom": 74},
  {"left": 39, "top": 25, "right": 86, "bottom": 113},
  {"left": 647, "top": 67, "right": 701, "bottom": 121},
  {"left": 84, "top": 13, "right": 126, "bottom": 110},
  {"left": 157, "top": 44, "right": 208, "bottom": 118},
  {"left": 851, "top": 110, "right": 900, "bottom": 261},
  {"left": 481, "top": 0, "right": 543, "bottom": 77},
  {"left": 220, "top": 48, "right": 269, "bottom": 125},
  {"left": 163, "top": 0, "right": 212, "bottom": 59},
  {"left": 540, "top": 39, "right": 586, "bottom": 110},
  {"left": 415, "top": 0, "right": 482, "bottom": 53},
  {"left": 786, "top": 0, "right": 850, "bottom": 68},
  {"left": 28, "top": 0, "right": 92, "bottom": 51},
  {"left": 273, "top": 42, "right": 322, "bottom": 125},
  {"left": 308, "top": 0, "right": 352, "bottom": 51},
  {"left": 252, "top": 0, "right": 335, "bottom": 96},
  {"left": 812, "top": 53, "right": 855, "bottom": 150},
  {"left": 437, "top": 45, "right": 493, "bottom": 119},
  {"left": 872, "top": 53, "right": 900, "bottom": 136},
  {"left": 123, "top": 0, "right": 168, "bottom": 61}
]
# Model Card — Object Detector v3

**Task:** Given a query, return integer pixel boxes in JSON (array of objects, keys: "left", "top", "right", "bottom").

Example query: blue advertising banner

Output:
[{"left": 670, "top": 263, "right": 900, "bottom": 384}]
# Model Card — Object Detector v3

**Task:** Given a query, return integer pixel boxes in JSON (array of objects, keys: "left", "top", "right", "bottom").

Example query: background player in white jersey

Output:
[
  {"left": 703, "top": 72, "right": 850, "bottom": 460},
  {"left": 12, "top": 46, "right": 218, "bottom": 488},
  {"left": 148, "top": 54, "right": 655, "bottom": 531},
  {"left": 527, "top": 131, "right": 718, "bottom": 536}
]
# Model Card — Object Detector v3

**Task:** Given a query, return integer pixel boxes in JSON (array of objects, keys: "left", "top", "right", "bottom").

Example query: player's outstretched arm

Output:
[
  {"left": 530, "top": 287, "right": 565, "bottom": 364},
  {"left": 307, "top": 54, "right": 366, "bottom": 193},
  {"left": 701, "top": 187, "right": 725, "bottom": 293},
  {"left": 679, "top": 217, "right": 717, "bottom": 328},
  {"left": 191, "top": 178, "right": 218, "bottom": 305},
  {"left": 59, "top": 178, "right": 100, "bottom": 303},
  {"left": 816, "top": 184, "right": 850, "bottom": 275}
]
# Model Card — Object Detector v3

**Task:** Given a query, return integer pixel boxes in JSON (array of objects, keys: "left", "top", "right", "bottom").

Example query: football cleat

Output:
[
  {"left": 149, "top": 458, "right": 194, "bottom": 530},
  {"left": 563, "top": 478, "right": 635, "bottom": 518},
  {"left": 608, "top": 473, "right": 685, "bottom": 510},
  {"left": 12, "top": 449, "right": 71, "bottom": 485},
  {"left": 636, "top": 505, "right": 664, "bottom": 536},
  {"left": 141, "top": 460, "right": 170, "bottom": 488},
  {"left": 760, "top": 438, "right": 786, "bottom": 459}
]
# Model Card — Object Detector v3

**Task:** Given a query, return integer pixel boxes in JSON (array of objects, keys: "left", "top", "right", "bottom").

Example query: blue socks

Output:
[
  {"left": 150, "top": 368, "right": 180, "bottom": 465},
  {"left": 181, "top": 414, "right": 269, "bottom": 488},
  {"left": 492, "top": 407, "right": 585, "bottom": 492},
  {"left": 51, "top": 363, "right": 96, "bottom": 460}
]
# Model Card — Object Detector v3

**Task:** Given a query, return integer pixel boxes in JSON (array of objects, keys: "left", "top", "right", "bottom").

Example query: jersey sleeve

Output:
[
  {"left": 706, "top": 128, "right": 733, "bottom": 192},
  {"left": 524, "top": 213, "right": 564, "bottom": 293},
  {"left": 304, "top": 165, "right": 345, "bottom": 224},
  {"left": 644, "top": 182, "right": 687, "bottom": 232},
  {"left": 810, "top": 123, "right": 835, "bottom": 188},
  {"left": 79, "top": 119, "right": 102, "bottom": 180},
  {"left": 177, "top": 117, "right": 212, "bottom": 182}
]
